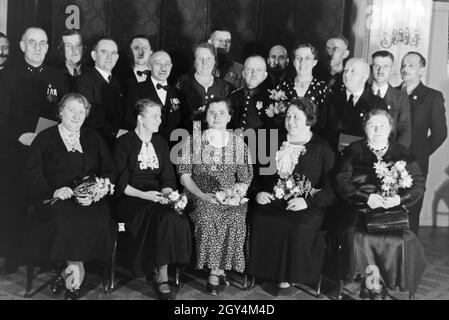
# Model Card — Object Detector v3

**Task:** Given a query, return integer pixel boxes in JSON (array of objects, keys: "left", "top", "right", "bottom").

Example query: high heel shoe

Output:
[
  {"left": 50, "top": 276, "right": 65, "bottom": 295},
  {"left": 64, "top": 288, "right": 81, "bottom": 300},
  {"left": 153, "top": 281, "right": 172, "bottom": 300}
]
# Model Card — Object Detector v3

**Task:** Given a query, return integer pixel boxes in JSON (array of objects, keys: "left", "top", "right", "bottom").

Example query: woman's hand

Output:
[
  {"left": 18, "top": 132, "right": 37, "bottom": 146},
  {"left": 141, "top": 191, "right": 166, "bottom": 203},
  {"left": 256, "top": 192, "right": 274, "bottom": 205},
  {"left": 382, "top": 195, "right": 401, "bottom": 209},
  {"left": 367, "top": 194, "right": 384, "bottom": 209},
  {"left": 286, "top": 197, "right": 308, "bottom": 211},
  {"left": 53, "top": 187, "right": 73, "bottom": 200},
  {"left": 201, "top": 193, "right": 218, "bottom": 204}
]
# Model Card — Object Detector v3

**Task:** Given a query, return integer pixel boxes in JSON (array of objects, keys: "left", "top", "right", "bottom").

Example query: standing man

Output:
[
  {"left": 399, "top": 51, "right": 447, "bottom": 236},
  {"left": 0, "top": 32, "right": 9, "bottom": 73},
  {"left": 56, "top": 29, "right": 85, "bottom": 90},
  {"left": 371, "top": 50, "right": 411, "bottom": 148},
  {"left": 326, "top": 58, "right": 386, "bottom": 151},
  {"left": 208, "top": 27, "right": 243, "bottom": 89},
  {"left": 263, "top": 44, "right": 292, "bottom": 90},
  {"left": 320, "top": 36, "right": 350, "bottom": 93},
  {"left": 76, "top": 37, "right": 123, "bottom": 150},
  {"left": 1, "top": 27, "right": 68, "bottom": 274},
  {"left": 125, "top": 51, "right": 183, "bottom": 143}
]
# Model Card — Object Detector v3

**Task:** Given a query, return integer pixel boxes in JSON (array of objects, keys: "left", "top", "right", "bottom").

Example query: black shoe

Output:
[
  {"left": 50, "top": 276, "right": 65, "bottom": 295},
  {"left": 206, "top": 275, "right": 223, "bottom": 296},
  {"left": 371, "top": 287, "right": 387, "bottom": 300},
  {"left": 218, "top": 274, "right": 230, "bottom": 286},
  {"left": 153, "top": 281, "right": 172, "bottom": 300},
  {"left": 64, "top": 288, "right": 81, "bottom": 300}
]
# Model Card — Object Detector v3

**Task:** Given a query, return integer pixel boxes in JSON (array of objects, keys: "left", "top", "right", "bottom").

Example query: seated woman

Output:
[
  {"left": 177, "top": 97, "right": 253, "bottom": 296},
  {"left": 176, "top": 42, "right": 233, "bottom": 132},
  {"left": 113, "top": 99, "right": 192, "bottom": 300},
  {"left": 26, "top": 93, "right": 116, "bottom": 300},
  {"left": 247, "top": 97, "right": 335, "bottom": 292},
  {"left": 334, "top": 109, "right": 426, "bottom": 299}
]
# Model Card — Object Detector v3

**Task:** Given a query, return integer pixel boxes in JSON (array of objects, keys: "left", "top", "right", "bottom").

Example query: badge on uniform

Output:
[
  {"left": 170, "top": 98, "right": 180, "bottom": 113},
  {"left": 46, "top": 84, "right": 58, "bottom": 102},
  {"left": 256, "top": 101, "right": 263, "bottom": 110}
]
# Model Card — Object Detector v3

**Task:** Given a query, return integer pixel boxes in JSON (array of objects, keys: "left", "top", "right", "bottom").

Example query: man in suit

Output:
[
  {"left": 325, "top": 58, "right": 387, "bottom": 151},
  {"left": 399, "top": 51, "right": 447, "bottom": 236},
  {"left": 263, "top": 45, "right": 293, "bottom": 90},
  {"left": 0, "top": 32, "right": 9, "bottom": 72},
  {"left": 317, "top": 36, "right": 350, "bottom": 94},
  {"left": 125, "top": 51, "right": 182, "bottom": 144},
  {"left": 76, "top": 37, "right": 123, "bottom": 150},
  {"left": 116, "top": 34, "right": 153, "bottom": 97},
  {"left": 1, "top": 27, "right": 68, "bottom": 273},
  {"left": 371, "top": 50, "right": 411, "bottom": 148},
  {"left": 208, "top": 27, "right": 243, "bottom": 89}
]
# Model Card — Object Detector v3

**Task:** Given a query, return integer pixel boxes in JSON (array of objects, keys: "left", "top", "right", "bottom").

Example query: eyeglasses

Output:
[{"left": 152, "top": 62, "right": 173, "bottom": 69}]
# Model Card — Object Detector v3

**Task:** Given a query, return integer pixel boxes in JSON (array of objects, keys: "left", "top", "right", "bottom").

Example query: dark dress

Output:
[
  {"left": 113, "top": 131, "right": 191, "bottom": 277},
  {"left": 334, "top": 140, "right": 426, "bottom": 294},
  {"left": 176, "top": 73, "right": 232, "bottom": 132},
  {"left": 247, "top": 134, "right": 335, "bottom": 284},
  {"left": 26, "top": 126, "right": 116, "bottom": 262}
]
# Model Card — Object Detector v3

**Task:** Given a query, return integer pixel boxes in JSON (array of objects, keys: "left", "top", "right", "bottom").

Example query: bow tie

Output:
[
  {"left": 156, "top": 83, "right": 169, "bottom": 91},
  {"left": 136, "top": 70, "right": 150, "bottom": 77}
]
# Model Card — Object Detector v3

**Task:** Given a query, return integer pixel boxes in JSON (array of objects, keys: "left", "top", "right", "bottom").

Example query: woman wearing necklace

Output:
[
  {"left": 178, "top": 97, "right": 253, "bottom": 296},
  {"left": 334, "top": 109, "right": 426, "bottom": 300},
  {"left": 176, "top": 43, "right": 233, "bottom": 132},
  {"left": 26, "top": 93, "right": 116, "bottom": 300},
  {"left": 113, "top": 99, "right": 192, "bottom": 300},
  {"left": 279, "top": 44, "right": 330, "bottom": 131},
  {"left": 247, "top": 97, "right": 335, "bottom": 293}
]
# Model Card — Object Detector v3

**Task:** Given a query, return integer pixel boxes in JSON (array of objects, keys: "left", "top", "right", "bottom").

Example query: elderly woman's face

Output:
[
  {"left": 365, "top": 114, "right": 392, "bottom": 144},
  {"left": 138, "top": 106, "right": 162, "bottom": 133},
  {"left": 60, "top": 99, "right": 87, "bottom": 132},
  {"left": 285, "top": 105, "right": 309, "bottom": 135},
  {"left": 195, "top": 47, "right": 215, "bottom": 77},
  {"left": 206, "top": 101, "right": 231, "bottom": 130},
  {"left": 293, "top": 47, "right": 317, "bottom": 76}
]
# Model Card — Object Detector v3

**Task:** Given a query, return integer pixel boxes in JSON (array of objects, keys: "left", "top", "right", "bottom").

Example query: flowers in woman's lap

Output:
[
  {"left": 374, "top": 160, "right": 413, "bottom": 197},
  {"left": 162, "top": 190, "right": 188, "bottom": 214},
  {"left": 215, "top": 183, "right": 249, "bottom": 206}
]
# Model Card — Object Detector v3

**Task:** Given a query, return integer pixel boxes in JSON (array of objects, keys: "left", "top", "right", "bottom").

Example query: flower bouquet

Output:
[
  {"left": 215, "top": 183, "right": 249, "bottom": 206},
  {"left": 43, "top": 176, "right": 114, "bottom": 205},
  {"left": 162, "top": 190, "right": 188, "bottom": 215},
  {"left": 373, "top": 160, "right": 413, "bottom": 197},
  {"left": 266, "top": 88, "right": 288, "bottom": 120},
  {"left": 273, "top": 173, "right": 320, "bottom": 201}
]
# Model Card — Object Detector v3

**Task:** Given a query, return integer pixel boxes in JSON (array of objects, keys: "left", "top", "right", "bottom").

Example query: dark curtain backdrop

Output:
[{"left": 8, "top": 0, "right": 349, "bottom": 81}]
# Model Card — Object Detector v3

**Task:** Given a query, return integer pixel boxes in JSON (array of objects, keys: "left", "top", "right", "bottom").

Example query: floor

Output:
[{"left": 1, "top": 226, "right": 448, "bottom": 300}]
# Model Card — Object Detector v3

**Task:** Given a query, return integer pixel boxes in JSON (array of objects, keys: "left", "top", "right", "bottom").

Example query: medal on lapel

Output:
[
  {"left": 46, "top": 84, "right": 58, "bottom": 102},
  {"left": 170, "top": 98, "right": 180, "bottom": 112}
]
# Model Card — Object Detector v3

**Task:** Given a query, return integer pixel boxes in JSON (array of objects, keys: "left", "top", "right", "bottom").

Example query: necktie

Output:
[
  {"left": 348, "top": 94, "right": 354, "bottom": 108},
  {"left": 73, "top": 68, "right": 79, "bottom": 77},
  {"left": 107, "top": 74, "right": 113, "bottom": 84},
  {"left": 137, "top": 70, "right": 150, "bottom": 77},
  {"left": 156, "top": 83, "right": 169, "bottom": 91},
  {"left": 376, "top": 89, "right": 382, "bottom": 97}
]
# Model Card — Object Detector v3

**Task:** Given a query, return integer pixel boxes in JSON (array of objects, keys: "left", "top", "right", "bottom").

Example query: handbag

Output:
[{"left": 366, "top": 206, "right": 410, "bottom": 233}]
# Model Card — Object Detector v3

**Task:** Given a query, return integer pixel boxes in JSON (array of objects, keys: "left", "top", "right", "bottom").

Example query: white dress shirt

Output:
[{"left": 151, "top": 76, "right": 168, "bottom": 105}]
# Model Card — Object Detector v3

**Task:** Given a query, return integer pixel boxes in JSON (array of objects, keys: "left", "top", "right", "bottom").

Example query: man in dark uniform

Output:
[
  {"left": 124, "top": 51, "right": 183, "bottom": 144},
  {"left": 371, "top": 50, "right": 411, "bottom": 148},
  {"left": 263, "top": 45, "right": 293, "bottom": 90},
  {"left": 398, "top": 51, "right": 447, "bottom": 236},
  {"left": 208, "top": 27, "right": 243, "bottom": 89},
  {"left": 325, "top": 58, "right": 387, "bottom": 152},
  {"left": 75, "top": 37, "right": 124, "bottom": 150},
  {"left": 317, "top": 36, "right": 350, "bottom": 93},
  {"left": 1, "top": 27, "right": 68, "bottom": 274}
]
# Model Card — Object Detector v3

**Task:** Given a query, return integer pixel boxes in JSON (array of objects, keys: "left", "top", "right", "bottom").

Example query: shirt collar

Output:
[
  {"left": 95, "top": 67, "right": 111, "bottom": 82},
  {"left": 372, "top": 82, "right": 389, "bottom": 98},
  {"left": 346, "top": 88, "right": 364, "bottom": 103}
]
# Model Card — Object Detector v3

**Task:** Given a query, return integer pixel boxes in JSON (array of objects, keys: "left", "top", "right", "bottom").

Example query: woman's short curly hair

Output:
[
  {"left": 287, "top": 97, "right": 317, "bottom": 127},
  {"left": 362, "top": 108, "right": 395, "bottom": 133},
  {"left": 205, "top": 96, "right": 233, "bottom": 116},
  {"left": 58, "top": 93, "right": 91, "bottom": 119}
]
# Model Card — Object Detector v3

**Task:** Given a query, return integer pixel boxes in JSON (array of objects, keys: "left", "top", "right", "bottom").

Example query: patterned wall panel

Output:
[
  {"left": 109, "top": 0, "right": 161, "bottom": 49},
  {"left": 52, "top": 0, "right": 107, "bottom": 52}
]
